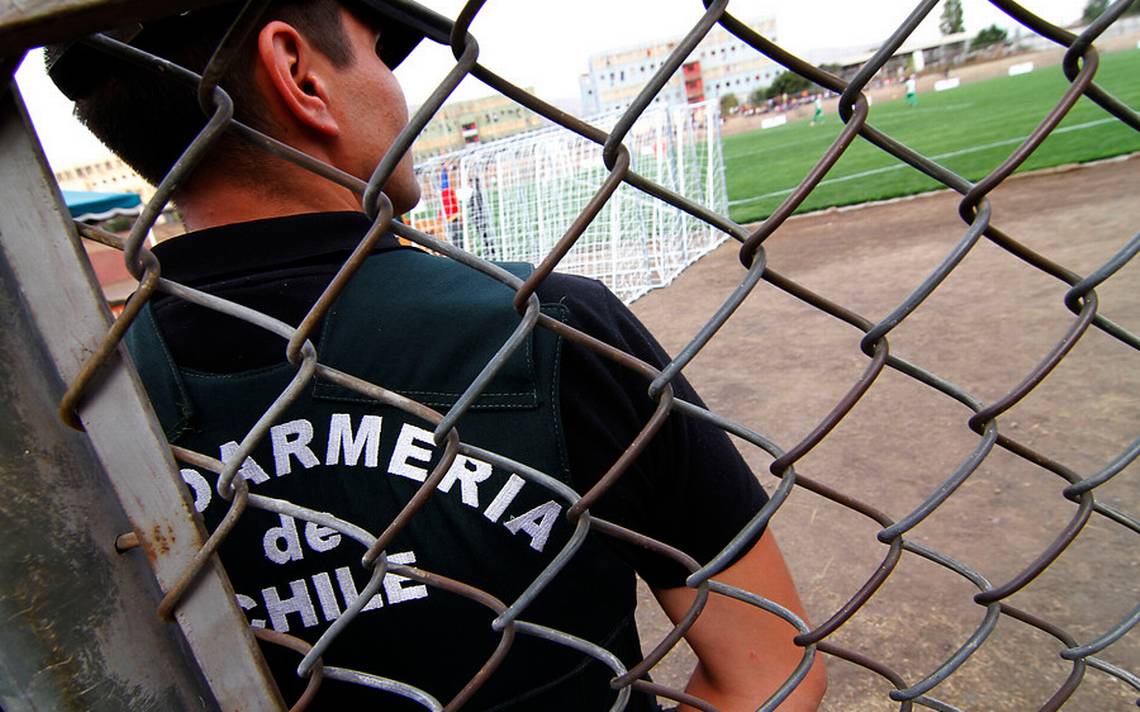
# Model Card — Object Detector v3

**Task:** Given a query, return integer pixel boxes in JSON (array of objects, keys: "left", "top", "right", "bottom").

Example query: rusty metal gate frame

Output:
[{"left": 1, "top": 0, "right": 1137, "bottom": 709}]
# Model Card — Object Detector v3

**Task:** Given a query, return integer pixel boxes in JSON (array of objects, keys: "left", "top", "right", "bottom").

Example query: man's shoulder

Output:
[
  {"left": 532, "top": 272, "right": 615, "bottom": 310},
  {"left": 530, "top": 273, "right": 661, "bottom": 359}
]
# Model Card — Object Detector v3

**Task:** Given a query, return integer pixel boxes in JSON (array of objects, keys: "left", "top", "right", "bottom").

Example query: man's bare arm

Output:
[{"left": 653, "top": 529, "right": 827, "bottom": 711}]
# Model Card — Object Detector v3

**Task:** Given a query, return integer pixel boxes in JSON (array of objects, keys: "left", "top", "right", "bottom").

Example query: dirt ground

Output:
[{"left": 628, "top": 155, "right": 1139, "bottom": 710}]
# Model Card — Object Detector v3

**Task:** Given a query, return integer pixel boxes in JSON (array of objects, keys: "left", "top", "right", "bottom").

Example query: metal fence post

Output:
[{"left": 0, "top": 81, "right": 283, "bottom": 712}]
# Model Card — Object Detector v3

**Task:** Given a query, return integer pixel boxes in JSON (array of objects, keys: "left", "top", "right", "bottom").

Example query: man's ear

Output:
[{"left": 255, "top": 20, "right": 339, "bottom": 138}]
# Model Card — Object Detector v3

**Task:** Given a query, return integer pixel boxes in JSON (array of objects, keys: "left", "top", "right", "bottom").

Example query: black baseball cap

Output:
[
  {"left": 352, "top": 0, "right": 452, "bottom": 70},
  {"left": 47, "top": 0, "right": 452, "bottom": 102}
]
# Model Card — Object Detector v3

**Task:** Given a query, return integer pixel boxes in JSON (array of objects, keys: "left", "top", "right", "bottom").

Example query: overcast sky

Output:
[{"left": 15, "top": 0, "right": 1087, "bottom": 171}]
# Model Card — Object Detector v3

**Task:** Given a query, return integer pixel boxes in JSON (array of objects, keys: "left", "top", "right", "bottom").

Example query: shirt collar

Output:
[{"left": 150, "top": 211, "right": 403, "bottom": 285}]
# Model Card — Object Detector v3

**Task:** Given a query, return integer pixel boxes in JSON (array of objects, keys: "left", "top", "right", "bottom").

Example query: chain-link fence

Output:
[{"left": 1, "top": 0, "right": 1137, "bottom": 710}]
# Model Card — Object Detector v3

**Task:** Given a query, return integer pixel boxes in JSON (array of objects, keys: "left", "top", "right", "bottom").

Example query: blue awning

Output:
[{"left": 62, "top": 190, "right": 142, "bottom": 222}]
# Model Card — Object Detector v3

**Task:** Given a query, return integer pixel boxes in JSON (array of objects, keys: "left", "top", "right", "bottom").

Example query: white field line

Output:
[
  {"left": 722, "top": 103, "right": 980, "bottom": 162},
  {"left": 727, "top": 117, "right": 1117, "bottom": 207}
]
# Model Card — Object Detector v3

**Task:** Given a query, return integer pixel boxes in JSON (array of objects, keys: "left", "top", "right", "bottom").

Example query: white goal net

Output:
[{"left": 410, "top": 101, "right": 728, "bottom": 304}]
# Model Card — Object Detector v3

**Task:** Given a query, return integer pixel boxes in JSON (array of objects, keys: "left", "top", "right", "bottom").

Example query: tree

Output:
[
  {"left": 940, "top": 0, "right": 964, "bottom": 35},
  {"left": 719, "top": 93, "right": 739, "bottom": 114},
  {"left": 1079, "top": 0, "right": 1139, "bottom": 25},
  {"left": 765, "top": 70, "right": 811, "bottom": 100},
  {"left": 1082, "top": 0, "right": 1110, "bottom": 23},
  {"left": 748, "top": 87, "right": 767, "bottom": 104},
  {"left": 972, "top": 24, "right": 1008, "bottom": 49}
]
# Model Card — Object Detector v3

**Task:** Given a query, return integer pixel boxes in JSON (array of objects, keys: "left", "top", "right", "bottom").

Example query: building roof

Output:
[{"left": 832, "top": 30, "right": 974, "bottom": 68}]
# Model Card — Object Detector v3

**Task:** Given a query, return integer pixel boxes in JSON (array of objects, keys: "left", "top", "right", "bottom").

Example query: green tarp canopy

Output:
[{"left": 62, "top": 190, "right": 142, "bottom": 222}]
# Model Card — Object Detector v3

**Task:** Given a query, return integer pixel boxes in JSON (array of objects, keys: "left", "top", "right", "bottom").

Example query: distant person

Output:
[
  {"left": 810, "top": 94, "right": 824, "bottom": 126},
  {"left": 439, "top": 162, "right": 464, "bottom": 249},
  {"left": 906, "top": 75, "right": 918, "bottom": 107},
  {"left": 469, "top": 176, "right": 495, "bottom": 259}
]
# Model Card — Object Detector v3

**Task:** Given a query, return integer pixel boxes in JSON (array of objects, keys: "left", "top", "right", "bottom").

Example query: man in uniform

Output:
[
  {"left": 810, "top": 94, "right": 824, "bottom": 126},
  {"left": 49, "top": 1, "right": 826, "bottom": 709}
]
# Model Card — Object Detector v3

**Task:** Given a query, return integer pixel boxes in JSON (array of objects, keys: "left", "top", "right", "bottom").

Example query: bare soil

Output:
[{"left": 629, "top": 155, "right": 1140, "bottom": 710}]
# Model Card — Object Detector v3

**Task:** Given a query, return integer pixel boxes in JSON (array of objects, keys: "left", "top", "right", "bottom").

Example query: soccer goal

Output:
[{"left": 410, "top": 101, "right": 729, "bottom": 303}]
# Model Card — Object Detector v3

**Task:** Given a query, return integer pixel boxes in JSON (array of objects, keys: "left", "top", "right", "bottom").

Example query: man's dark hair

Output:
[{"left": 50, "top": 0, "right": 354, "bottom": 186}]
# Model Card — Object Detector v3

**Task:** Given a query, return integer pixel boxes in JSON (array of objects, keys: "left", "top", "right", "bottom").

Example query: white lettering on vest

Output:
[
  {"left": 437, "top": 455, "right": 492, "bottom": 508},
  {"left": 179, "top": 468, "right": 212, "bottom": 513},
  {"left": 383, "top": 551, "right": 429, "bottom": 604},
  {"left": 235, "top": 593, "right": 266, "bottom": 629},
  {"left": 504, "top": 501, "right": 562, "bottom": 552},
  {"left": 326, "top": 414, "right": 382, "bottom": 468},
  {"left": 262, "top": 579, "right": 319, "bottom": 632},
  {"left": 219, "top": 441, "right": 270, "bottom": 484},
  {"left": 388, "top": 424, "right": 435, "bottom": 482},
  {"left": 483, "top": 473, "right": 525, "bottom": 523},
  {"left": 270, "top": 419, "right": 320, "bottom": 476},
  {"left": 263, "top": 514, "right": 304, "bottom": 564},
  {"left": 335, "top": 566, "right": 384, "bottom": 612},
  {"left": 304, "top": 522, "right": 342, "bottom": 553},
  {"left": 312, "top": 571, "right": 342, "bottom": 622},
  {"left": 235, "top": 550, "right": 425, "bottom": 631}
]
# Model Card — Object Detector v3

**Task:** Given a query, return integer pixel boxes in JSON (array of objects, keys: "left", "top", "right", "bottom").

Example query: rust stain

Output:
[{"left": 151, "top": 524, "right": 170, "bottom": 556}]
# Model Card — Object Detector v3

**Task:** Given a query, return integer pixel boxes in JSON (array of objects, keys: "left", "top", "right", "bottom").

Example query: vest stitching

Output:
[
  {"left": 311, "top": 394, "right": 539, "bottom": 410},
  {"left": 543, "top": 304, "right": 573, "bottom": 480},
  {"left": 179, "top": 362, "right": 299, "bottom": 380}
]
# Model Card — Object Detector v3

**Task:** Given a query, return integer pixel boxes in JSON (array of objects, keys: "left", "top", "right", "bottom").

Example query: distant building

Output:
[
  {"left": 578, "top": 17, "right": 781, "bottom": 115},
  {"left": 413, "top": 92, "right": 546, "bottom": 158},
  {"left": 827, "top": 31, "right": 974, "bottom": 83},
  {"left": 54, "top": 155, "right": 155, "bottom": 204}
]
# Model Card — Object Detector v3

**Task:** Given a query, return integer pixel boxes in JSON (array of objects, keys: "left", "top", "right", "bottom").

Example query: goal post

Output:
[{"left": 410, "top": 100, "right": 729, "bottom": 303}]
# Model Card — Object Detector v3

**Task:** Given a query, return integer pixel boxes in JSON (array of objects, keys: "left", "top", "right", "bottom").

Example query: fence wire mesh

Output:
[{"left": 12, "top": 0, "right": 1139, "bottom": 709}]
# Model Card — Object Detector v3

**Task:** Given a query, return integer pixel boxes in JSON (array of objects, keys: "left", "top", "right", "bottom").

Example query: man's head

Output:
[{"left": 48, "top": 0, "right": 435, "bottom": 215}]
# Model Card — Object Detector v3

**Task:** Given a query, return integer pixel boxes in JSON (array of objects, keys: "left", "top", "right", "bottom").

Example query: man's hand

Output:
[{"left": 653, "top": 529, "right": 826, "bottom": 711}]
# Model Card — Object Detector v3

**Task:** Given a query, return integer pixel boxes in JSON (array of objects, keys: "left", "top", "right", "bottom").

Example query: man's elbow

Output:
[{"left": 786, "top": 649, "right": 827, "bottom": 710}]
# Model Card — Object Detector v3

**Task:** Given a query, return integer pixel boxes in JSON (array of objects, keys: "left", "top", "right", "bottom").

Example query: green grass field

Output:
[{"left": 723, "top": 48, "right": 1140, "bottom": 225}]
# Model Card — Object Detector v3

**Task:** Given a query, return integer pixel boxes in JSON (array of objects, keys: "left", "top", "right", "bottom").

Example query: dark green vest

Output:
[{"left": 126, "top": 248, "right": 656, "bottom": 711}]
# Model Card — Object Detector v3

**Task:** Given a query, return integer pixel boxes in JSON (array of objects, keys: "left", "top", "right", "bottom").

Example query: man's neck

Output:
[{"left": 176, "top": 157, "right": 364, "bottom": 232}]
